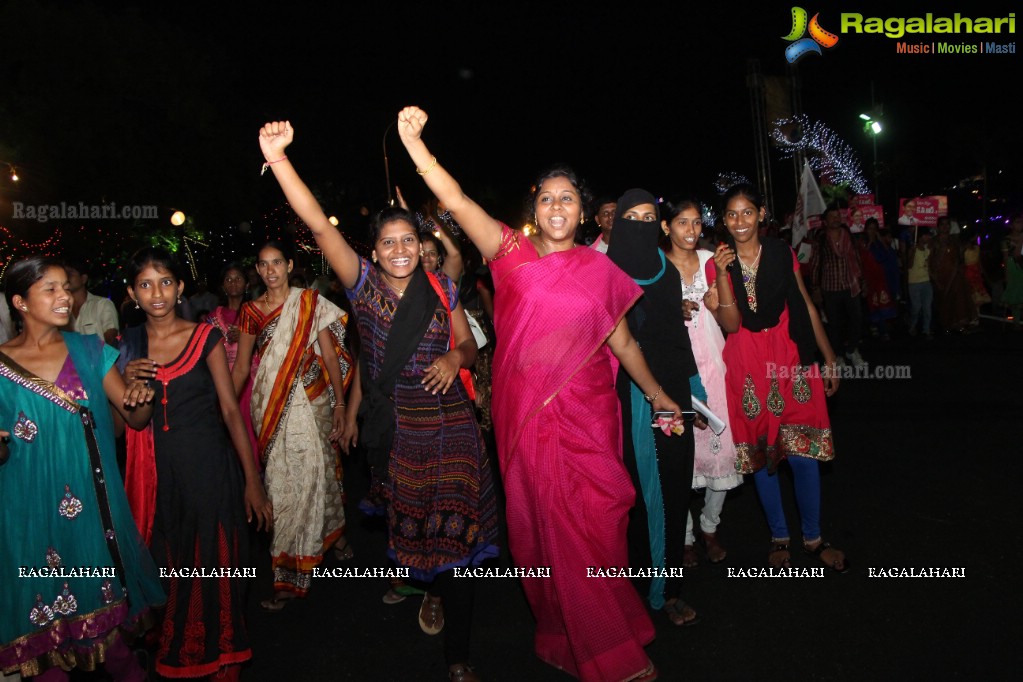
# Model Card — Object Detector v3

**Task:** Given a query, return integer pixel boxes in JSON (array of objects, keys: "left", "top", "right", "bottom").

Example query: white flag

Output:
[{"left": 791, "top": 161, "right": 827, "bottom": 246}]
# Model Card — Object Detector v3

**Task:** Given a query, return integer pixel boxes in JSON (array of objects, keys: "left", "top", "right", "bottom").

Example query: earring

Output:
[
  {"left": 372, "top": 254, "right": 378, "bottom": 263},
  {"left": 580, "top": 216, "right": 585, "bottom": 225},
  {"left": 420, "top": 250, "right": 425, "bottom": 257},
  {"left": 134, "top": 302, "right": 139, "bottom": 310},
  {"left": 177, "top": 296, "right": 182, "bottom": 304}
]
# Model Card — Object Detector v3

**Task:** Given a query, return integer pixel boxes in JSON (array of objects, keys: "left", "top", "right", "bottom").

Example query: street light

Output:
[
  {"left": 859, "top": 109, "right": 883, "bottom": 201},
  {"left": 382, "top": 120, "right": 396, "bottom": 206},
  {"left": 0, "top": 161, "right": 18, "bottom": 183}
]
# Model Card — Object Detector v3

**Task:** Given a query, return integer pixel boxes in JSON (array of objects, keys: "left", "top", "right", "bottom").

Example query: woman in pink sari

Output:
[
  {"left": 207, "top": 262, "right": 260, "bottom": 466},
  {"left": 397, "top": 106, "right": 682, "bottom": 682}
]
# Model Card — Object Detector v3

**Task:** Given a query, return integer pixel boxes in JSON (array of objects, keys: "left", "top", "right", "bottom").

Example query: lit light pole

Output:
[
  {"left": 382, "top": 120, "right": 396, "bottom": 206},
  {"left": 859, "top": 111, "right": 882, "bottom": 202},
  {"left": 0, "top": 161, "right": 19, "bottom": 184}
]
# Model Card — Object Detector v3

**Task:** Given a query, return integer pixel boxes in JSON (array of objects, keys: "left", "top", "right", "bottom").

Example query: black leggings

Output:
[{"left": 618, "top": 371, "right": 695, "bottom": 602}]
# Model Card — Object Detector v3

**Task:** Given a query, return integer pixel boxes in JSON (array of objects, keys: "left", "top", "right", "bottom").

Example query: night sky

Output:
[{"left": 1, "top": 0, "right": 1020, "bottom": 266}]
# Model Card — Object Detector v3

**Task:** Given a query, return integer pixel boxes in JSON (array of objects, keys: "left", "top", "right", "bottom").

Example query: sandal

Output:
[
  {"left": 768, "top": 540, "right": 791, "bottom": 569},
  {"left": 448, "top": 662, "right": 481, "bottom": 682},
  {"left": 333, "top": 537, "right": 354, "bottom": 561},
  {"left": 418, "top": 594, "right": 444, "bottom": 635},
  {"left": 382, "top": 588, "right": 406, "bottom": 605},
  {"left": 682, "top": 544, "right": 698, "bottom": 568},
  {"left": 700, "top": 531, "right": 727, "bottom": 563},
  {"left": 804, "top": 540, "right": 849, "bottom": 573},
  {"left": 628, "top": 661, "right": 659, "bottom": 682},
  {"left": 662, "top": 598, "right": 699, "bottom": 627},
  {"left": 259, "top": 592, "right": 297, "bottom": 611}
]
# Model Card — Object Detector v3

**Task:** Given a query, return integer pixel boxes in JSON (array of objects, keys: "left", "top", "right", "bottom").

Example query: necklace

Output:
[
  {"left": 263, "top": 288, "right": 287, "bottom": 310},
  {"left": 382, "top": 276, "right": 407, "bottom": 299},
  {"left": 738, "top": 244, "right": 762, "bottom": 312}
]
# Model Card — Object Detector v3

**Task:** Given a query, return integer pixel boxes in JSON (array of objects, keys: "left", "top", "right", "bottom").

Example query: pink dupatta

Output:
[{"left": 490, "top": 234, "right": 641, "bottom": 462}]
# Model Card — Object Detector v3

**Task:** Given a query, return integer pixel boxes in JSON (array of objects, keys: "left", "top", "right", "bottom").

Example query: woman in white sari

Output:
[{"left": 232, "top": 240, "right": 354, "bottom": 610}]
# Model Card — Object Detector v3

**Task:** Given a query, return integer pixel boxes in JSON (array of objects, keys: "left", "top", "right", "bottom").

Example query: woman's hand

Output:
[
  {"left": 397, "top": 106, "right": 428, "bottom": 144},
  {"left": 703, "top": 281, "right": 720, "bottom": 312},
  {"left": 329, "top": 403, "right": 346, "bottom": 442},
  {"left": 226, "top": 324, "right": 240, "bottom": 345},
  {"left": 124, "top": 358, "right": 157, "bottom": 384},
  {"left": 122, "top": 381, "right": 156, "bottom": 408},
  {"left": 244, "top": 479, "right": 273, "bottom": 532},
  {"left": 421, "top": 351, "right": 460, "bottom": 395},
  {"left": 395, "top": 185, "right": 410, "bottom": 211},
  {"left": 122, "top": 358, "right": 157, "bottom": 407},
  {"left": 821, "top": 360, "right": 840, "bottom": 397},
  {"left": 713, "top": 243, "right": 736, "bottom": 274},
  {"left": 651, "top": 392, "right": 683, "bottom": 420},
  {"left": 258, "top": 121, "right": 293, "bottom": 161},
  {"left": 336, "top": 415, "right": 359, "bottom": 455},
  {"left": 682, "top": 300, "right": 700, "bottom": 321}
]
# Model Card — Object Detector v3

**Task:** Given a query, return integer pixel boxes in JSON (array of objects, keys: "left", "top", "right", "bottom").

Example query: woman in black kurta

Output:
[
  {"left": 120, "top": 248, "right": 271, "bottom": 679},
  {"left": 606, "top": 189, "right": 700, "bottom": 625}
]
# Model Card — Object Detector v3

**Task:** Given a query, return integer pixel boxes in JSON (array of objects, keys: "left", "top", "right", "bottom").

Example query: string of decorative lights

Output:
[
  {"left": 714, "top": 172, "right": 754, "bottom": 196},
  {"left": 0, "top": 226, "right": 63, "bottom": 279},
  {"left": 770, "top": 115, "right": 869, "bottom": 194}
]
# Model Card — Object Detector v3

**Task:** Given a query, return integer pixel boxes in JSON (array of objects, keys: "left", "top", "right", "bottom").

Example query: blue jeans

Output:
[
  {"left": 908, "top": 281, "right": 933, "bottom": 334},
  {"left": 752, "top": 456, "right": 821, "bottom": 541}
]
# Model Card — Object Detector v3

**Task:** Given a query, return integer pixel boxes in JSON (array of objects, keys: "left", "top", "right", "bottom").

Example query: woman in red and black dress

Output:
[
  {"left": 120, "top": 247, "right": 272, "bottom": 679},
  {"left": 706, "top": 184, "right": 848, "bottom": 573}
]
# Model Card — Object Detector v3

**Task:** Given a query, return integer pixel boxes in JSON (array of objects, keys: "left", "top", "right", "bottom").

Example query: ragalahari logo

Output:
[{"left": 783, "top": 7, "right": 839, "bottom": 63}]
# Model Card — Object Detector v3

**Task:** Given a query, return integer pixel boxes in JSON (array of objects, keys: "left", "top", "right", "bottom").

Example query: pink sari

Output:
[
  {"left": 208, "top": 305, "right": 259, "bottom": 466},
  {"left": 489, "top": 226, "right": 653, "bottom": 682}
]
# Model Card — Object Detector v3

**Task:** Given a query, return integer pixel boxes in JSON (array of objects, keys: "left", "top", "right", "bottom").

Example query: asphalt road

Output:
[
  {"left": 231, "top": 321, "right": 1020, "bottom": 681},
  {"left": 63, "top": 320, "right": 1021, "bottom": 682}
]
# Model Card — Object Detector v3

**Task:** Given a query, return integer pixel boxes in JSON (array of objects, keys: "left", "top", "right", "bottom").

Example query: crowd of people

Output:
[
  {"left": 800, "top": 210, "right": 1021, "bottom": 350},
  {"left": 1, "top": 105, "right": 1018, "bottom": 682}
]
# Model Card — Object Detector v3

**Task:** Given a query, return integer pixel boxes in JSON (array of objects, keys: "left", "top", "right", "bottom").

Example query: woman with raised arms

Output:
[
  {"left": 395, "top": 106, "right": 682, "bottom": 682},
  {"left": 257, "top": 120, "right": 497, "bottom": 682}
]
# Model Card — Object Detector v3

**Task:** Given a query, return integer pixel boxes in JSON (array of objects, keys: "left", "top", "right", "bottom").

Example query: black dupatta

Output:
[{"left": 358, "top": 267, "right": 439, "bottom": 478}]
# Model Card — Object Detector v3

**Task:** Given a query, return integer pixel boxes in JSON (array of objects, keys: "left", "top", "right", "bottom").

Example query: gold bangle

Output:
[
  {"left": 644, "top": 385, "right": 662, "bottom": 403},
  {"left": 718, "top": 301, "right": 736, "bottom": 308},
  {"left": 416, "top": 155, "right": 438, "bottom": 176}
]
